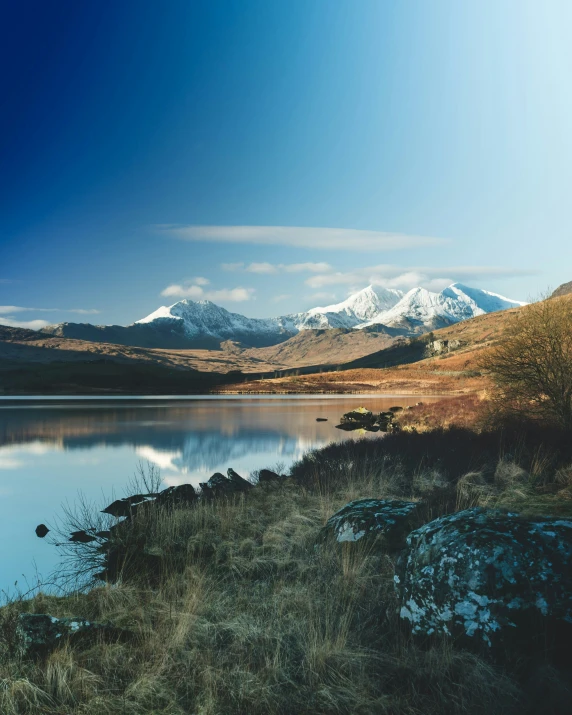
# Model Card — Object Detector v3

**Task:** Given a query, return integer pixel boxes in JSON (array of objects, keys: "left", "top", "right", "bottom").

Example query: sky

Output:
[{"left": 1, "top": 0, "right": 572, "bottom": 329}]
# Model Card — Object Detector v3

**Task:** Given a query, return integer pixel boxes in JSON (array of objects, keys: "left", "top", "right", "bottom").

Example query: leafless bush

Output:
[{"left": 480, "top": 295, "right": 572, "bottom": 428}]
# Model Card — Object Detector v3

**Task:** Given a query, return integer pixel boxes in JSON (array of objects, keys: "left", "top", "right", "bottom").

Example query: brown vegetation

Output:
[
  {"left": 397, "top": 394, "right": 486, "bottom": 431},
  {"left": 480, "top": 295, "right": 572, "bottom": 428}
]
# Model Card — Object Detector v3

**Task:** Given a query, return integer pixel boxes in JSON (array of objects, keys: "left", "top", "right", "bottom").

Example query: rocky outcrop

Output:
[
  {"left": 551, "top": 280, "right": 572, "bottom": 299},
  {"left": 339, "top": 407, "right": 376, "bottom": 427},
  {"left": 336, "top": 407, "right": 399, "bottom": 432},
  {"left": 396, "top": 508, "right": 572, "bottom": 646},
  {"left": 199, "top": 469, "right": 253, "bottom": 497},
  {"left": 323, "top": 499, "right": 422, "bottom": 550},
  {"left": 427, "top": 339, "right": 462, "bottom": 355},
  {"left": 16, "top": 613, "right": 124, "bottom": 657}
]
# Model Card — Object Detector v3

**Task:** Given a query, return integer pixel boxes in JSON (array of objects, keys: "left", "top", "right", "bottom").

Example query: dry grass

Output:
[
  {"left": 3, "top": 426, "right": 572, "bottom": 713},
  {"left": 397, "top": 394, "right": 487, "bottom": 431}
]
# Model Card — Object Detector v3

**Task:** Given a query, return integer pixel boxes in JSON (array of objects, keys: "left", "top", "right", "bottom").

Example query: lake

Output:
[{"left": 0, "top": 395, "right": 440, "bottom": 594}]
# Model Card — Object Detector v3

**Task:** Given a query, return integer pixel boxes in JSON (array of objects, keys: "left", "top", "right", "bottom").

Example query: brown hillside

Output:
[
  {"left": 216, "top": 302, "right": 530, "bottom": 394},
  {"left": 0, "top": 324, "right": 399, "bottom": 374},
  {"left": 551, "top": 280, "right": 572, "bottom": 298}
]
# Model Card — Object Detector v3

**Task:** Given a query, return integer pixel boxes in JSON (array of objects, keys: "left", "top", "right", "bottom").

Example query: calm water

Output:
[{"left": 0, "top": 395, "right": 440, "bottom": 593}]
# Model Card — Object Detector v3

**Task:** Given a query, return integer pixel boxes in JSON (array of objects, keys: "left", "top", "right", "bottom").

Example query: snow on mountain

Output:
[
  {"left": 135, "top": 285, "right": 404, "bottom": 339},
  {"left": 358, "top": 283, "right": 526, "bottom": 332},
  {"left": 135, "top": 299, "right": 296, "bottom": 344},
  {"left": 287, "top": 285, "right": 403, "bottom": 330}
]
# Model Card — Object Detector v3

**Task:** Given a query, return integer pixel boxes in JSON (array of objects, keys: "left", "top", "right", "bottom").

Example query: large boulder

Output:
[
  {"left": 323, "top": 499, "right": 422, "bottom": 550},
  {"left": 396, "top": 508, "right": 572, "bottom": 646}
]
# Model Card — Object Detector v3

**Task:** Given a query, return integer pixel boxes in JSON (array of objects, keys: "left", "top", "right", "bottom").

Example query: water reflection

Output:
[{"left": 0, "top": 396, "right": 440, "bottom": 590}]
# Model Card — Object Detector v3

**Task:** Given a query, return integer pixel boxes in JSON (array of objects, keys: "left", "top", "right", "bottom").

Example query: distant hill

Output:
[{"left": 551, "top": 281, "right": 572, "bottom": 298}]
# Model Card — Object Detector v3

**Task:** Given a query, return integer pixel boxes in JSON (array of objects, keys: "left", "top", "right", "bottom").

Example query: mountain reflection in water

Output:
[{"left": 0, "top": 396, "right": 442, "bottom": 591}]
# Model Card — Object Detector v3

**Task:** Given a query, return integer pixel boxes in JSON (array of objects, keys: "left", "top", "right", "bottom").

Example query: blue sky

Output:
[{"left": 1, "top": 0, "right": 571, "bottom": 328}]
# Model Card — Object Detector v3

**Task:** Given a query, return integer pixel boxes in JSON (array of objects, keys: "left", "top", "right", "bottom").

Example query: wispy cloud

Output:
[
  {"left": 0, "top": 317, "right": 51, "bottom": 330},
  {"left": 0, "top": 306, "right": 100, "bottom": 315},
  {"left": 222, "top": 261, "right": 332, "bottom": 274},
  {"left": 305, "top": 265, "right": 539, "bottom": 292},
  {"left": 158, "top": 225, "right": 447, "bottom": 251},
  {"left": 161, "top": 282, "right": 255, "bottom": 302},
  {"left": 273, "top": 294, "right": 292, "bottom": 302},
  {"left": 0, "top": 305, "right": 100, "bottom": 331}
]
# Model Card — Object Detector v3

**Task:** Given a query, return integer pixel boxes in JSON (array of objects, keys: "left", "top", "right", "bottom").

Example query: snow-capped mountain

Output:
[
  {"left": 41, "top": 283, "right": 525, "bottom": 349},
  {"left": 289, "top": 286, "right": 403, "bottom": 329},
  {"left": 134, "top": 285, "right": 403, "bottom": 337},
  {"left": 136, "top": 299, "right": 296, "bottom": 345},
  {"left": 358, "top": 283, "right": 526, "bottom": 332}
]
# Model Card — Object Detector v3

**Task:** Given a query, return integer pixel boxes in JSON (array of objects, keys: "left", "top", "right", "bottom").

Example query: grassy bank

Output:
[{"left": 2, "top": 425, "right": 572, "bottom": 714}]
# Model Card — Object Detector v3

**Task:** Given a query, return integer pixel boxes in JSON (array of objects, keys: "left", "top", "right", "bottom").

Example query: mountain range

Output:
[{"left": 41, "top": 283, "right": 526, "bottom": 349}]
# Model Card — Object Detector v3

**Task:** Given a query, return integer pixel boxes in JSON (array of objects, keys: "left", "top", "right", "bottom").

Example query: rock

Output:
[
  {"left": 35, "top": 524, "right": 49, "bottom": 538},
  {"left": 316, "top": 417, "right": 328, "bottom": 422},
  {"left": 16, "top": 613, "right": 123, "bottom": 657},
  {"left": 323, "top": 499, "right": 422, "bottom": 550},
  {"left": 389, "top": 406, "right": 403, "bottom": 413},
  {"left": 258, "top": 469, "right": 281, "bottom": 483},
  {"left": 199, "top": 470, "right": 251, "bottom": 498},
  {"left": 101, "top": 494, "right": 156, "bottom": 518},
  {"left": 396, "top": 508, "right": 572, "bottom": 646},
  {"left": 429, "top": 339, "right": 462, "bottom": 355},
  {"left": 340, "top": 407, "right": 376, "bottom": 427},
  {"left": 227, "top": 468, "right": 253, "bottom": 490},
  {"left": 376, "top": 411, "right": 395, "bottom": 431},
  {"left": 156, "top": 483, "right": 197, "bottom": 506},
  {"left": 200, "top": 472, "right": 230, "bottom": 497}
]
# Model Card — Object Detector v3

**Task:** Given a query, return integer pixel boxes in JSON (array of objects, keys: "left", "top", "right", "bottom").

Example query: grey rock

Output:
[
  {"left": 157, "top": 483, "right": 197, "bottom": 506},
  {"left": 17, "top": 613, "right": 120, "bottom": 657},
  {"left": 396, "top": 507, "right": 572, "bottom": 646},
  {"left": 227, "top": 468, "right": 253, "bottom": 490},
  {"left": 323, "top": 499, "right": 422, "bottom": 550}
]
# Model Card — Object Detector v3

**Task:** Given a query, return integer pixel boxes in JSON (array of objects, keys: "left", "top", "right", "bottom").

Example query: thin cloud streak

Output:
[
  {"left": 223, "top": 261, "right": 332, "bottom": 274},
  {"left": 305, "top": 265, "right": 540, "bottom": 291},
  {"left": 159, "top": 225, "right": 448, "bottom": 251},
  {"left": 0, "top": 306, "right": 100, "bottom": 315}
]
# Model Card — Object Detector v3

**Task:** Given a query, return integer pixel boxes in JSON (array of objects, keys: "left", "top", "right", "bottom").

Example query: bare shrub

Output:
[{"left": 480, "top": 295, "right": 572, "bottom": 428}]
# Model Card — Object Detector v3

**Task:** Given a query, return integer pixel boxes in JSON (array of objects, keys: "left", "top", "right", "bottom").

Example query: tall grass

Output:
[{"left": 2, "top": 428, "right": 572, "bottom": 713}]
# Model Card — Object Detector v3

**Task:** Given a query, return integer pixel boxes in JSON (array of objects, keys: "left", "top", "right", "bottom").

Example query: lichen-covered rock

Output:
[
  {"left": 16, "top": 613, "right": 120, "bottom": 657},
  {"left": 396, "top": 508, "right": 572, "bottom": 646},
  {"left": 323, "top": 499, "right": 422, "bottom": 550}
]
